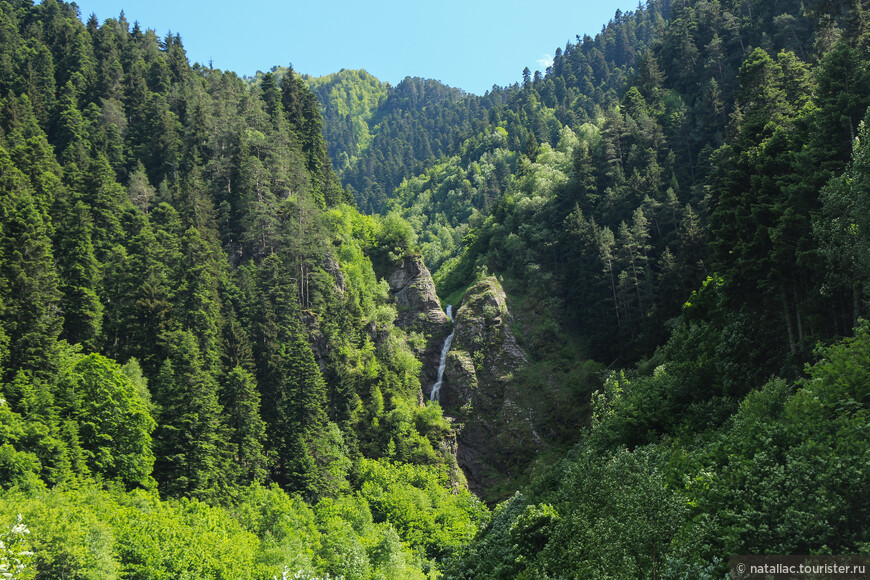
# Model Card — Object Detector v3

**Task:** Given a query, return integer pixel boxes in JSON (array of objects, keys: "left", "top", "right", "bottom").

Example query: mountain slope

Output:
[
  {"left": 3, "top": 0, "right": 870, "bottom": 577},
  {"left": 0, "top": 1, "right": 485, "bottom": 577},
  {"left": 304, "top": 69, "right": 389, "bottom": 174},
  {"left": 312, "top": 0, "right": 870, "bottom": 574}
]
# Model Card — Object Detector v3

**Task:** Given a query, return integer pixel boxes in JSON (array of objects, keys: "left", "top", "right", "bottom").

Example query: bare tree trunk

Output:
[
  {"left": 793, "top": 287, "right": 804, "bottom": 345},
  {"left": 782, "top": 291, "right": 797, "bottom": 356},
  {"left": 607, "top": 261, "right": 621, "bottom": 328}
]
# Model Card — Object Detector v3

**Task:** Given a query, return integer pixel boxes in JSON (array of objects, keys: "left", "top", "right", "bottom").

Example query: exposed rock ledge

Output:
[
  {"left": 386, "top": 255, "right": 451, "bottom": 391},
  {"left": 437, "top": 276, "right": 541, "bottom": 496}
]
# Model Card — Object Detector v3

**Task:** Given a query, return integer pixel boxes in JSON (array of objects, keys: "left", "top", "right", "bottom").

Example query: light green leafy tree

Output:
[{"left": 57, "top": 352, "right": 156, "bottom": 488}]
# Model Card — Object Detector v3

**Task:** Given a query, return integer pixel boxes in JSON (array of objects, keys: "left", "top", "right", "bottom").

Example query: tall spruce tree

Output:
[
  {"left": 220, "top": 365, "right": 268, "bottom": 486},
  {"left": 0, "top": 146, "right": 62, "bottom": 380},
  {"left": 56, "top": 201, "right": 103, "bottom": 350},
  {"left": 152, "top": 329, "right": 230, "bottom": 500},
  {"left": 275, "top": 331, "right": 329, "bottom": 496}
]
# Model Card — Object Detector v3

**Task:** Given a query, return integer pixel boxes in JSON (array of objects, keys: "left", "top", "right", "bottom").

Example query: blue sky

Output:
[{"left": 70, "top": 0, "right": 641, "bottom": 94}]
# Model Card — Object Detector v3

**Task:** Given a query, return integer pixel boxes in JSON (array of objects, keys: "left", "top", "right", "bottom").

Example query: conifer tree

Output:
[
  {"left": 102, "top": 211, "right": 175, "bottom": 373},
  {"left": 176, "top": 226, "right": 223, "bottom": 372},
  {"left": 220, "top": 365, "right": 268, "bottom": 485},
  {"left": 152, "top": 330, "right": 230, "bottom": 500},
  {"left": 221, "top": 311, "right": 255, "bottom": 373},
  {"left": 709, "top": 49, "right": 817, "bottom": 362},
  {"left": 54, "top": 79, "right": 89, "bottom": 170},
  {"left": 812, "top": 40, "right": 870, "bottom": 169},
  {"left": 259, "top": 71, "right": 283, "bottom": 123},
  {"left": 274, "top": 331, "right": 329, "bottom": 495},
  {"left": 280, "top": 64, "right": 304, "bottom": 133},
  {"left": 15, "top": 37, "right": 56, "bottom": 125},
  {"left": 9, "top": 132, "right": 64, "bottom": 220},
  {"left": 82, "top": 153, "right": 125, "bottom": 259},
  {"left": 238, "top": 138, "right": 281, "bottom": 258},
  {"left": 0, "top": 147, "right": 62, "bottom": 380},
  {"left": 56, "top": 201, "right": 103, "bottom": 350}
]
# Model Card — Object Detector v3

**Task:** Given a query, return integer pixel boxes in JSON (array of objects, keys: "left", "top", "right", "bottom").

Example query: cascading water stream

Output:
[{"left": 430, "top": 305, "right": 454, "bottom": 401}]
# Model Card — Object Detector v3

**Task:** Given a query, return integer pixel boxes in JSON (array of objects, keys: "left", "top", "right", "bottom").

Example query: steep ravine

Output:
[
  {"left": 430, "top": 305, "right": 455, "bottom": 402},
  {"left": 384, "top": 258, "right": 543, "bottom": 497},
  {"left": 385, "top": 254, "right": 453, "bottom": 392}
]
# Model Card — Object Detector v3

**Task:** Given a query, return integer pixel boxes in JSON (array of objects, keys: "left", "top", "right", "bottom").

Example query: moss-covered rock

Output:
[
  {"left": 386, "top": 254, "right": 452, "bottom": 391},
  {"left": 439, "top": 277, "right": 540, "bottom": 497}
]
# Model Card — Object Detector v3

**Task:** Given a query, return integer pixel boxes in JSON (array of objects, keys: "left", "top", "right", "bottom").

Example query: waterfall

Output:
[{"left": 430, "top": 305, "right": 454, "bottom": 402}]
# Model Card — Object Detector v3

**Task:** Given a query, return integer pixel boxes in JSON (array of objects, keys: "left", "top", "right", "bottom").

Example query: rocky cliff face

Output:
[
  {"left": 437, "top": 277, "right": 541, "bottom": 496},
  {"left": 383, "top": 254, "right": 465, "bottom": 484},
  {"left": 382, "top": 262, "right": 542, "bottom": 496},
  {"left": 386, "top": 255, "right": 452, "bottom": 393}
]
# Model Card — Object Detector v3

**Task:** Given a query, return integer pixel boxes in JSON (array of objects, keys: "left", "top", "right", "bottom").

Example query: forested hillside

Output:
[
  {"left": 316, "top": 0, "right": 870, "bottom": 373},
  {"left": 0, "top": 1, "right": 485, "bottom": 578},
  {"left": 307, "top": 0, "right": 870, "bottom": 576},
  {"left": 3, "top": 0, "right": 870, "bottom": 577},
  {"left": 322, "top": 0, "right": 852, "bottom": 365},
  {"left": 312, "top": 74, "right": 485, "bottom": 214},
  {"left": 309, "top": 4, "right": 667, "bottom": 215}
]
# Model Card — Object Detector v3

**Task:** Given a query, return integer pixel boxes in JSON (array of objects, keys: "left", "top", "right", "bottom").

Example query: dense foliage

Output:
[
  {"left": 4, "top": 0, "right": 870, "bottom": 576},
  {"left": 308, "top": 0, "right": 870, "bottom": 574},
  {"left": 0, "top": 1, "right": 485, "bottom": 577},
  {"left": 445, "top": 322, "right": 870, "bottom": 578}
]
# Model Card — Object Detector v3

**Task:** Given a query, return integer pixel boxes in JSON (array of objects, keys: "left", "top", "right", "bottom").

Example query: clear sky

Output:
[{"left": 69, "top": 0, "right": 642, "bottom": 95}]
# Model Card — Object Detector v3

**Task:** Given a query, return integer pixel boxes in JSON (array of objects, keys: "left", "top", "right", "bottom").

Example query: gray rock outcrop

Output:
[
  {"left": 386, "top": 255, "right": 452, "bottom": 391},
  {"left": 437, "top": 277, "right": 540, "bottom": 496}
]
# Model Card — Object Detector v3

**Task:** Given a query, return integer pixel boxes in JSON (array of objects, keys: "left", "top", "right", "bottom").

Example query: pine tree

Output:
[
  {"left": 15, "top": 36, "right": 56, "bottom": 126},
  {"left": 9, "top": 131, "right": 64, "bottom": 220},
  {"left": 102, "top": 211, "right": 176, "bottom": 374},
  {"left": 57, "top": 201, "right": 103, "bottom": 350},
  {"left": 81, "top": 153, "right": 125, "bottom": 259},
  {"left": 812, "top": 40, "right": 870, "bottom": 169},
  {"left": 54, "top": 80, "right": 89, "bottom": 170},
  {"left": 221, "top": 311, "right": 255, "bottom": 373},
  {"left": 220, "top": 366, "right": 268, "bottom": 485},
  {"left": 274, "top": 331, "right": 329, "bottom": 495},
  {"left": 258, "top": 71, "right": 282, "bottom": 123},
  {"left": 238, "top": 140, "right": 281, "bottom": 258},
  {"left": 152, "top": 330, "right": 229, "bottom": 500},
  {"left": 0, "top": 146, "right": 62, "bottom": 380},
  {"left": 176, "top": 226, "right": 223, "bottom": 372},
  {"left": 280, "top": 64, "right": 304, "bottom": 133}
]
